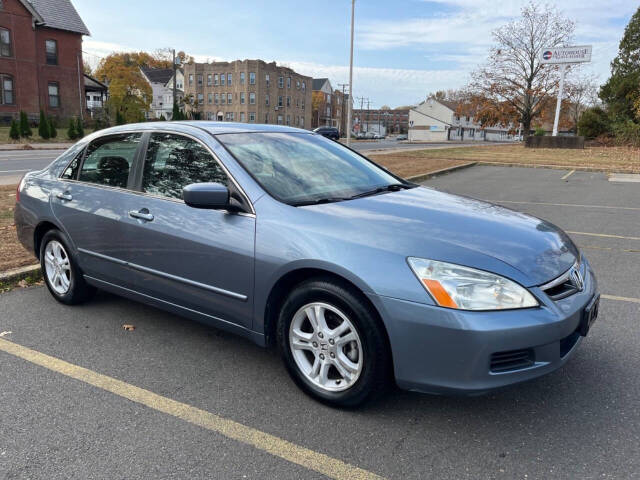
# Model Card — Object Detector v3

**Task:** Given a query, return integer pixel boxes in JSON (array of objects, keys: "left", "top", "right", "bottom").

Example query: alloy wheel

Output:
[{"left": 44, "top": 240, "right": 71, "bottom": 295}]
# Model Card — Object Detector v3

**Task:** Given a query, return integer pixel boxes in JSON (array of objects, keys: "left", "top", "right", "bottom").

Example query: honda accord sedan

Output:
[{"left": 15, "top": 122, "right": 599, "bottom": 406}]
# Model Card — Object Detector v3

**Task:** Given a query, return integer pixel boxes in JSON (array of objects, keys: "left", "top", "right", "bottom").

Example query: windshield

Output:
[{"left": 217, "top": 132, "right": 403, "bottom": 205}]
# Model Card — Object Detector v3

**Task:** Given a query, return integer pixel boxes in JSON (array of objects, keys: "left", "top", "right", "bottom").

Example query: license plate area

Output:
[{"left": 578, "top": 294, "right": 600, "bottom": 337}]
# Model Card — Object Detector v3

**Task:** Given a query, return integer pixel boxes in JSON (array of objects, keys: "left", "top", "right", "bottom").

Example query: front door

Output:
[{"left": 118, "top": 132, "right": 255, "bottom": 329}]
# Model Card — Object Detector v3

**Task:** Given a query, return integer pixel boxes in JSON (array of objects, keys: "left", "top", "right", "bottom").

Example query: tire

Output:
[
  {"left": 277, "top": 277, "right": 391, "bottom": 407},
  {"left": 40, "top": 229, "right": 95, "bottom": 305}
]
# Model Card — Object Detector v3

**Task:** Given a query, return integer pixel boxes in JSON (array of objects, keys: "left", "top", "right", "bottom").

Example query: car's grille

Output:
[
  {"left": 490, "top": 349, "right": 535, "bottom": 373},
  {"left": 540, "top": 262, "right": 582, "bottom": 301}
]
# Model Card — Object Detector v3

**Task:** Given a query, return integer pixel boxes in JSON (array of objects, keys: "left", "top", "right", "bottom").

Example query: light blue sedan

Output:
[{"left": 15, "top": 122, "right": 599, "bottom": 406}]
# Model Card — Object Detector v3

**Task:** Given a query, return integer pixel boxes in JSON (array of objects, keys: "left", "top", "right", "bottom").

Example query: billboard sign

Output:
[{"left": 540, "top": 45, "right": 592, "bottom": 64}]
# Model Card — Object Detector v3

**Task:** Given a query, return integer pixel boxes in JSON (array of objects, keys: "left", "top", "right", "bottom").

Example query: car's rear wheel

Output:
[
  {"left": 277, "top": 278, "right": 390, "bottom": 407},
  {"left": 40, "top": 229, "right": 95, "bottom": 305}
]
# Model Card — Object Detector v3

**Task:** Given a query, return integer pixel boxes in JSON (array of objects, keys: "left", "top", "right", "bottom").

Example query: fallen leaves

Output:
[
  {"left": 122, "top": 324, "right": 135, "bottom": 331},
  {"left": 0, "top": 331, "right": 11, "bottom": 337}
]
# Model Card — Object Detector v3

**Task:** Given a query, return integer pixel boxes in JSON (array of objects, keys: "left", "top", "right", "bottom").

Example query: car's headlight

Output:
[{"left": 407, "top": 257, "right": 538, "bottom": 310}]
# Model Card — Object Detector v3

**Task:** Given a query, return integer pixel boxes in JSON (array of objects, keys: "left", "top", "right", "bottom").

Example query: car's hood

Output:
[{"left": 302, "top": 186, "right": 578, "bottom": 286}]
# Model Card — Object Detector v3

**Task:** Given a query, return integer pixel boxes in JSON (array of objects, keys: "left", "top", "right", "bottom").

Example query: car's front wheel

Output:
[
  {"left": 40, "top": 229, "right": 95, "bottom": 305},
  {"left": 277, "top": 278, "right": 391, "bottom": 407}
]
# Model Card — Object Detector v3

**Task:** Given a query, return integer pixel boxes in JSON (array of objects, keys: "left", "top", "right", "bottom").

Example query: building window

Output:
[
  {"left": 286, "top": 115, "right": 290, "bottom": 126},
  {"left": 240, "top": 112, "right": 245, "bottom": 122},
  {"left": 215, "top": 93, "right": 219, "bottom": 104},
  {"left": 48, "top": 82, "right": 60, "bottom": 107},
  {"left": 45, "top": 39, "right": 58, "bottom": 65},
  {"left": 240, "top": 72, "right": 245, "bottom": 85},
  {"left": 227, "top": 93, "right": 232, "bottom": 104},
  {"left": 188, "top": 74, "right": 193, "bottom": 86},
  {"left": 286, "top": 96, "right": 291, "bottom": 107},
  {"left": 220, "top": 73, "right": 226, "bottom": 86},
  {"left": 207, "top": 74, "right": 212, "bottom": 86},
  {"left": 240, "top": 92, "right": 245, "bottom": 104},
  {"left": 265, "top": 74, "right": 269, "bottom": 87},
  {"left": 227, "top": 73, "right": 232, "bottom": 86},
  {"left": 221, "top": 93, "right": 226, "bottom": 104},
  {"left": 301, "top": 99, "right": 305, "bottom": 110},
  {"left": 301, "top": 117, "right": 304, "bottom": 128},
  {"left": 226, "top": 112, "right": 234, "bottom": 121},
  {"left": 296, "top": 98, "right": 299, "bottom": 108},
  {"left": 0, "top": 74, "right": 13, "bottom": 104},
  {"left": 302, "top": 81, "right": 306, "bottom": 91},
  {"left": 296, "top": 80, "right": 300, "bottom": 89},
  {"left": 249, "top": 92, "right": 255, "bottom": 105},
  {"left": 278, "top": 76, "right": 284, "bottom": 88},
  {"left": 249, "top": 112, "right": 256, "bottom": 122},
  {"left": 264, "top": 113, "right": 269, "bottom": 124},
  {"left": 197, "top": 74, "right": 203, "bottom": 86},
  {"left": 278, "top": 96, "right": 283, "bottom": 107},
  {"left": 0, "top": 28, "right": 11, "bottom": 57},
  {"left": 265, "top": 94, "right": 269, "bottom": 106},
  {"left": 249, "top": 72, "right": 255, "bottom": 85},
  {"left": 197, "top": 93, "right": 204, "bottom": 105},
  {"left": 277, "top": 114, "right": 283, "bottom": 125},
  {"left": 208, "top": 93, "right": 213, "bottom": 104},
  {"left": 286, "top": 77, "right": 291, "bottom": 89}
]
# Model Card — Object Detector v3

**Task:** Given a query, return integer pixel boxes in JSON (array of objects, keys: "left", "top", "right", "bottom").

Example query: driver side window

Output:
[{"left": 142, "top": 133, "right": 229, "bottom": 200}]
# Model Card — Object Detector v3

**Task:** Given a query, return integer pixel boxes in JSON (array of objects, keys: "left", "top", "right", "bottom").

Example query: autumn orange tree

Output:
[
  {"left": 466, "top": 2, "right": 575, "bottom": 134},
  {"left": 94, "top": 51, "right": 179, "bottom": 124}
]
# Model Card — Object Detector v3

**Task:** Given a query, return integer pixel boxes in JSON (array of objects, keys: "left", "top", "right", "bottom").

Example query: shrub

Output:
[
  {"left": 115, "top": 110, "right": 125, "bottom": 125},
  {"left": 578, "top": 107, "right": 611, "bottom": 139},
  {"left": 38, "top": 111, "right": 50, "bottom": 139},
  {"left": 612, "top": 120, "right": 640, "bottom": 147},
  {"left": 19, "top": 111, "right": 32, "bottom": 137},
  {"left": 76, "top": 117, "right": 85, "bottom": 138},
  {"left": 534, "top": 126, "right": 546, "bottom": 136},
  {"left": 9, "top": 119, "right": 20, "bottom": 140},
  {"left": 67, "top": 118, "right": 78, "bottom": 140},
  {"left": 48, "top": 116, "right": 57, "bottom": 138}
]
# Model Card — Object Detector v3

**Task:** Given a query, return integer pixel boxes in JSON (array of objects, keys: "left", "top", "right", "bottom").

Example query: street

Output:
[{"left": 1, "top": 165, "right": 638, "bottom": 479}]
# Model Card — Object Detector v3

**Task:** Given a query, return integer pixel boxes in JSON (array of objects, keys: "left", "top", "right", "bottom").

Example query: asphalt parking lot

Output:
[{"left": 1, "top": 165, "right": 639, "bottom": 479}]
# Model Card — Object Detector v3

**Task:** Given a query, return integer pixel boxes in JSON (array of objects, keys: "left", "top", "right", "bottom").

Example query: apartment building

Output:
[
  {"left": 183, "top": 59, "right": 312, "bottom": 128},
  {"left": 311, "top": 78, "right": 349, "bottom": 134},
  {"left": 0, "top": 0, "right": 90, "bottom": 122}
]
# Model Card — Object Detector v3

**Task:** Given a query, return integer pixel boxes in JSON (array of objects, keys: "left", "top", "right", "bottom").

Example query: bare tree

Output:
[
  {"left": 466, "top": 2, "right": 575, "bottom": 133},
  {"left": 564, "top": 73, "right": 599, "bottom": 132}
]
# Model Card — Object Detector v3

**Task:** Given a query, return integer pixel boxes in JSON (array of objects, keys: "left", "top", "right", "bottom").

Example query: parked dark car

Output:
[
  {"left": 15, "top": 122, "right": 599, "bottom": 407},
  {"left": 313, "top": 126, "right": 340, "bottom": 140}
]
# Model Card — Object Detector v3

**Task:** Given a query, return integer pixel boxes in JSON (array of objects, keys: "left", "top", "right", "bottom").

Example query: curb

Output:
[
  {"left": 0, "top": 144, "right": 71, "bottom": 151},
  {"left": 0, "top": 264, "right": 41, "bottom": 286},
  {"left": 406, "top": 162, "right": 477, "bottom": 183},
  {"left": 475, "top": 161, "right": 639, "bottom": 174}
]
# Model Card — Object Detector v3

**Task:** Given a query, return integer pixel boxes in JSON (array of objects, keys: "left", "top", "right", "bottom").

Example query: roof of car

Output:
[{"left": 94, "top": 121, "right": 310, "bottom": 137}]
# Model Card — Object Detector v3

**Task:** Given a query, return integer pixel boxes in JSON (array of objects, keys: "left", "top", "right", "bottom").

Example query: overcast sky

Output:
[{"left": 76, "top": 0, "right": 635, "bottom": 108}]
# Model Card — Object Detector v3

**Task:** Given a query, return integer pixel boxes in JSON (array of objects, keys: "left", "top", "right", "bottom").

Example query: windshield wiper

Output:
[
  {"left": 291, "top": 197, "right": 350, "bottom": 207},
  {"left": 348, "top": 183, "right": 415, "bottom": 200}
]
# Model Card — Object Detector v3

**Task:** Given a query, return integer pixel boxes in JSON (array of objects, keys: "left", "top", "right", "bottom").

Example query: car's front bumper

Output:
[{"left": 368, "top": 257, "right": 598, "bottom": 395}]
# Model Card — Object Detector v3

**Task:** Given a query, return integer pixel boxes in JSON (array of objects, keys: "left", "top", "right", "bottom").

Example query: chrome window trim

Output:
[{"left": 57, "top": 128, "right": 256, "bottom": 216}]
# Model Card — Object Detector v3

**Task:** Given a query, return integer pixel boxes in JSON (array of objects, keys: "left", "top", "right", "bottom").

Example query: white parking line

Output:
[
  {"left": 561, "top": 170, "right": 575, "bottom": 180},
  {"left": 602, "top": 294, "right": 640, "bottom": 304},
  {"left": 567, "top": 231, "right": 640, "bottom": 242},
  {"left": 0, "top": 169, "right": 31, "bottom": 173},
  {"left": 492, "top": 200, "right": 640, "bottom": 211}
]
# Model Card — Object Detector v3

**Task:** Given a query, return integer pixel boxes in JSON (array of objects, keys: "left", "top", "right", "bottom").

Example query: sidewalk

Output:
[{"left": 0, "top": 143, "right": 72, "bottom": 151}]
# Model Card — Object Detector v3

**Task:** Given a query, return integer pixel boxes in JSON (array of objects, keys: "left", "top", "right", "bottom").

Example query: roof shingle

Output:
[{"left": 25, "top": 0, "right": 90, "bottom": 35}]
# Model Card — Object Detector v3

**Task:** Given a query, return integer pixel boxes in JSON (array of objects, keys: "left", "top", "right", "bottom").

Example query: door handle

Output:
[
  {"left": 56, "top": 192, "right": 73, "bottom": 201},
  {"left": 129, "top": 209, "right": 154, "bottom": 222}
]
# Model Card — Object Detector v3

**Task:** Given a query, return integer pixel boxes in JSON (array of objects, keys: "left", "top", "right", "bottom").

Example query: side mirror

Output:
[{"left": 183, "top": 182, "right": 229, "bottom": 209}]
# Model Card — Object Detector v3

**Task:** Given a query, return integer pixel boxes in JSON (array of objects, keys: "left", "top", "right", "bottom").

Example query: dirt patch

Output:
[
  {"left": 0, "top": 184, "right": 38, "bottom": 272},
  {"left": 369, "top": 154, "right": 468, "bottom": 178}
]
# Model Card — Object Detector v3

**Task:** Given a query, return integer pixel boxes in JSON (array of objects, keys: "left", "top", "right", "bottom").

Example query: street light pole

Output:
[{"left": 346, "top": 0, "right": 355, "bottom": 147}]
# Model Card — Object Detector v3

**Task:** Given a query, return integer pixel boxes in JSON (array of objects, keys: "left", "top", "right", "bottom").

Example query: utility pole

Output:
[
  {"left": 338, "top": 83, "right": 349, "bottom": 137},
  {"left": 346, "top": 0, "right": 355, "bottom": 146},
  {"left": 172, "top": 49, "right": 177, "bottom": 120},
  {"left": 366, "top": 99, "right": 370, "bottom": 133}
]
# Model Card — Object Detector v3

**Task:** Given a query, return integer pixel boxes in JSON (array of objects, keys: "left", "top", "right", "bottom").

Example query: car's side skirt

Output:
[{"left": 84, "top": 275, "right": 266, "bottom": 347}]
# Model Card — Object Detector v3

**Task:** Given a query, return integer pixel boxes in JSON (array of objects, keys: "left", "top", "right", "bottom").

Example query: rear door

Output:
[
  {"left": 117, "top": 132, "right": 256, "bottom": 329},
  {"left": 52, "top": 132, "right": 144, "bottom": 288}
]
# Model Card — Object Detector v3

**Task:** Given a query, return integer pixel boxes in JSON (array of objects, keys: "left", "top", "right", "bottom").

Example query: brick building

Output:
[
  {"left": 311, "top": 78, "right": 349, "bottom": 134},
  {"left": 0, "top": 0, "right": 90, "bottom": 123},
  {"left": 352, "top": 106, "right": 411, "bottom": 135},
  {"left": 183, "top": 60, "right": 312, "bottom": 128}
]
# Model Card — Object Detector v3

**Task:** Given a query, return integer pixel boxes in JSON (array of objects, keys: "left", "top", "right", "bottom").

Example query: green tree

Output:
[
  {"left": 76, "top": 117, "right": 85, "bottom": 138},
  {"left": 578, "top": 107, "right": 610, "bottom": 138},
  {"left": 9, "top": 119, "right": 20, "bottom": 140},
  {"left": 38, "top": 111, "right": 50, "bottom": 139},
  {"left": 172, "top": 101, "right": 184, "bottom": 120},
  {"left": 19, "top": 111, "right": 32, "bottom": 137},
  {"left": 67, "top": 118, "right": 78, "bottom": 140},
  {"left": 600, "top": 7, "right": 640, "bottom": 123},
  {"left": 115, "top": 110, "right": 125, "bottom": 125},
  {"left": 48, "top": 116, "right": 58, "bottom": 138}
]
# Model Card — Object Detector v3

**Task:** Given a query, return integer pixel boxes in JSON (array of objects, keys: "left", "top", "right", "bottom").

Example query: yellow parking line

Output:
[
  {"left": 561, "top": 170, "right": 575, "bottom": 180},
  {"left": 0, "top": 338, "right": 384, "bottom": 480},
  {"left": 492, "top": 200, "right": 640, "bottom": 211},
  {"left": 602, "top": 294, "right": 640, "bottom": 304},
  {"left": 567, "top": 231, "right": 640, "bottom": 241}
]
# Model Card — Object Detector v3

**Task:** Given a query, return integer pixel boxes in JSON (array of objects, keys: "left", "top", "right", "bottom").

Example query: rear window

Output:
[{"left": 78, "top": 133, "right": 141, "bottom": 188}]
